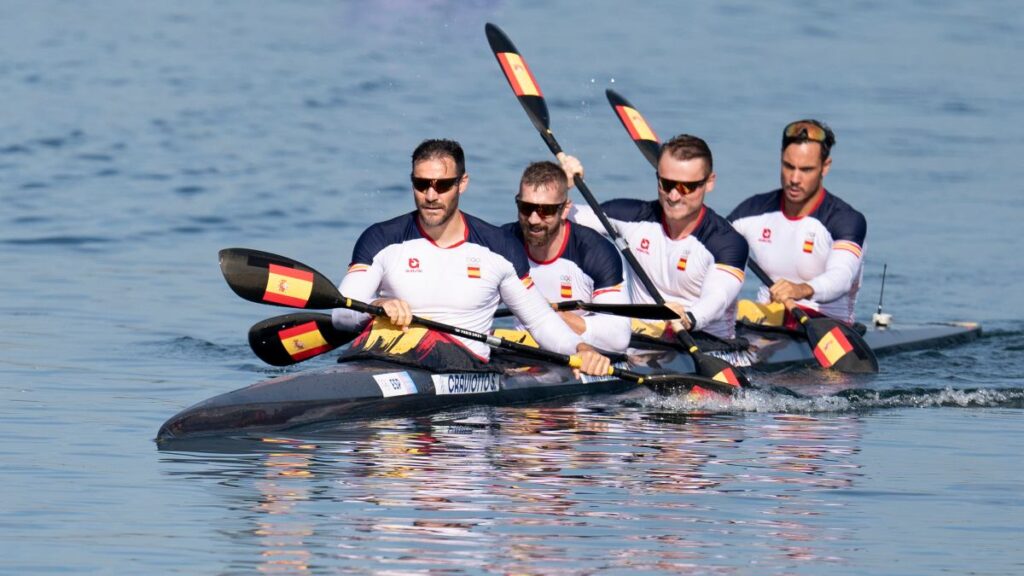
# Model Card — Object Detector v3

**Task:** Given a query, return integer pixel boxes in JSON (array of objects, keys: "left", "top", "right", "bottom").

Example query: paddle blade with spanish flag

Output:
[
  {"left": 485, "top": 23, "right": 550, "bottom": 134},
  {"left": 801, "top": 314, "right": 879, "bottom": 373},
  {"left": 219, "top": 248, "right": 344, "bottom": 310},
  {"left": 606, "top": 89, "right": 662, "bottom": 168},
  {"left": 248, "top": 313, "right": 360, "bottom": 366}
]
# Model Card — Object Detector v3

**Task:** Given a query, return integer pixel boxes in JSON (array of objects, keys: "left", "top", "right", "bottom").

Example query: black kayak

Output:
[{"left": 156, "top": 321, "right": 981, "bottom": 442}]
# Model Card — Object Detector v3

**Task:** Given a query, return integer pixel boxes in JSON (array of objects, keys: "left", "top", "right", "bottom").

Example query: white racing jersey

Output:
[
  {"left": 570, "top": 201, "right": 748, "bottom": 339},
  {"left": 503, "top": 221, "right": 631, "bottom": 353},
  {"left": 728, "top": 189, "right": 866, "bottom": 323},
  {"left": 333, "top": 211, "right": 583, "bottom": 360}
]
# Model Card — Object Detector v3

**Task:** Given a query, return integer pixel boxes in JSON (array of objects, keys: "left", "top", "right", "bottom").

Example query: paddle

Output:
[
  {"left": 746, "top": 259, "right": 878, "bottom": 373},
  {"left": 485, "top": 23, "right": 748, "bottom": 389},
  {"left": 248, "top": 312, "right": 359, "bottom": 366},
  {"left": 219, "top": 247, "right": 739, "bottom": 396},
  {"left": 495, "top": 300, "right": 680, "bottom": 320},
  {"left": 605, "top": 88, "right": 877, "bottom": 373}
]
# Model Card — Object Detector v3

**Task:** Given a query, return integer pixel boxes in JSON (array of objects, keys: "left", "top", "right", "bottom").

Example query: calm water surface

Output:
[{"left": 2, "top": 1, "right": 1022, "bottom": 574}]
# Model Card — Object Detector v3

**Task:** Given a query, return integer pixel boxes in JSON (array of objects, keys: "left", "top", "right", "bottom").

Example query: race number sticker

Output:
[
  {"left": 431, "top": 373, "right": 501, "bottom": 395},
  {"left": 372, "top": 371, "right": 418, "bottom": 397}
]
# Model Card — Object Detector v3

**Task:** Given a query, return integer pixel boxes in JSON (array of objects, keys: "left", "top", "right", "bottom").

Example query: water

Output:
[{"left": 2, "top": 1, "right": 1022, "bottom": 573}]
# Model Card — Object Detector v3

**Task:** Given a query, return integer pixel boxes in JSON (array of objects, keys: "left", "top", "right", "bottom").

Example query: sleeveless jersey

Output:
[
  {"left": 502, "top": 220, "right": 631, "bottom": 353},
  {"left": 728, "top": 189, "right": 866, "bottom": 323},
  {"left": 570, "top": 200, "right": 748, "bottom": 339},
  {"left": 332, "top": 211, "right": 582, "bottom": 360}
]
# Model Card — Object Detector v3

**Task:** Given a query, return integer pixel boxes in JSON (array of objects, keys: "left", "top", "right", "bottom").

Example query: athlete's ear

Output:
[
  {"left": 457, "top": 172, "right": 469, "bottom": 195},
  {"left": 704, "top": 171, "right": 716, "bottom": 194},
  {"left": 821, "top": 157, "right": 832, "bottom": 178},
  {"left": 561, "top": 199, "right": 572, "bottom": 221}
]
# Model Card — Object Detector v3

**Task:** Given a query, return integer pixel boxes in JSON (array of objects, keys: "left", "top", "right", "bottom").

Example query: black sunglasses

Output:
[
  {"left": 515, "top": 196, "right": 566, "bottom": 218},
  {"left": 657, "top": 174, "right": 709, "bottom": 195},
  {"left": 411, "top": 174, "right": 462, "bottom": 193}
]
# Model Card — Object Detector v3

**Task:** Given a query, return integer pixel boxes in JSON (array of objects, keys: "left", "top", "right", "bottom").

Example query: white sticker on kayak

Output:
[
  {"left": 580, "top": 361, "right": 629, "bottom": 384},
  {"left": 373, "top": 371, "right": 418, "bottom": 397},
  {"left": 431, "top": 373, "right": 501, "bottom": 395}
]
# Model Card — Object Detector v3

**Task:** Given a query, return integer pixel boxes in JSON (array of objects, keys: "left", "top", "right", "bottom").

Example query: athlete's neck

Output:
[
  {"left": 419, "top": 211, "right": 467, "bottom": 248},
  {"left": 527, "top": 221, "right": 568, "bottom": 263},
  {"left": 664, "top": 206, "right": 704, "bottom": 240},
  {"left": 783, "top": 187, "right": 825, "bottom": 219}
]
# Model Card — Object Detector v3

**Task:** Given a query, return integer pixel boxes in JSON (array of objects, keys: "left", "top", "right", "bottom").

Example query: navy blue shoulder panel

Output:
[
  {"left": 694, "top": 207, "right": 749, "bottom": 269},
  {"left": 349, "top": 211, "right": 419, "bottom": 266},
  {"left": 564, "top": 222, "right": 624, "bottom": 289},
  {"left": 464, "top": 212, "right": 531, "bottom": 278},
  {"left": 726, "top": 189, "right": 782, "bottom": 222},
  {"left": 813, "top": 192, "right": 867, "bottom": 245},
  {"left": 601, "top": 198, "right": 662, "bottom": 223}
]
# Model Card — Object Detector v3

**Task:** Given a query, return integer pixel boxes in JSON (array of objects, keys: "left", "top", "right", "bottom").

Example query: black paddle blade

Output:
[
  {"left": 218, "top": 248, "right": 343, "bottom": 309},
  {"left": 605, "top": 89, "right": 661, "bottom": 169},
  {"left": 485, "top": 23, "right": 550, "bottom": 134},
  {"left": 802, "top": 316, "right": 879, "bottom": 373},
  {"left": 640, "top": 372, "right": 741, "bottom": 398},
  {"left": 691, "top": 353, "right": 751, "bottom": 388},
  {"left": 248, "top": 313, "right": 360, "bottom": 366}
]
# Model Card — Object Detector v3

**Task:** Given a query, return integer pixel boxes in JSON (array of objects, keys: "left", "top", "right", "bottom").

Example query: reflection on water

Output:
[{"left": 162, "top": 406, "right": 864, "bottom": 573}]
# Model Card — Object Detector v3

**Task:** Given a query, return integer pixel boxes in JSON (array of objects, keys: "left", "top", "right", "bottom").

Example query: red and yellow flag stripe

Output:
[
  {"left": 614, "top": 105, "right": 658, "bottom": 142},
  {"left": 716, "top": 264, "right": 746, "bottom": 283},
  {"left": 676, "top": 257, "right": 688, "bottom": 271},
  {"left": 496, "top": 52, "right": 542, "bottom": 97},
  {"left": 264, "top": 264, "right": 314, "bottom": 307},
  {"left": 833, "top": 240, "right": 863, "bottom": 258},
  {"left": 467, "top": 266, "right": 481, "bottom": 279},
  {"left": 813, "top": 327, "right": 854, "bottom": 368},
  {"left": 278, "top": 321, "right": 331, "bottom": 361},
  {"left": 521, "top": 275, "right": 535, "bottom": 290},
  {"left": 560, "top": 283, "right": 572, "bottom": 299}
]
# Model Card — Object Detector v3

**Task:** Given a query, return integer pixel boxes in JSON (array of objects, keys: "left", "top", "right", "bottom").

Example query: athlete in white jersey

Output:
[
  {"left": 501, "top": 161, "right": 631, "bottom": 353},
  {"left": 331, "top": 139, "right": 611, "bottom": 375},
  {"left": 728, "top": 120, "right": 866, "bottom": 325},
  {"left": 565, "top": 135, "right": 749, "bottom": 339}
]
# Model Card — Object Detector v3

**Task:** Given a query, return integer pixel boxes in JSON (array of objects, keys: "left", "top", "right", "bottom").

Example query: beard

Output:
[
  {"left": 521, "top": 218, "right": 560, "bottom": 249},
  {"left": 416, "top": 196, "right": 459, "bottom": 229}
]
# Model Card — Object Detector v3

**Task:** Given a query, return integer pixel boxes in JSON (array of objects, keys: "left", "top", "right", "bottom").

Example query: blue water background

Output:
[{"left": 1, "top": 1, "right": 1022, "bottom": 573}]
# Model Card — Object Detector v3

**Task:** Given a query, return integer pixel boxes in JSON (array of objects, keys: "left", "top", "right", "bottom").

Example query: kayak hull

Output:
[{"left": 156, "top": 321, "right": 981, "bottom": 442}]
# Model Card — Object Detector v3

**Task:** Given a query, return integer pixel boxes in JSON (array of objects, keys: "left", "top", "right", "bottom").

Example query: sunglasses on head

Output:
[
  {"left": 411, "top": 174, "right": 462, "bottom": 193},
  {"left": 515, "top": 196, "right": 566, "bottom": 218},
  {"left": 657, "top": 174, "right": 709, "bottom": 195},
  {"left": 783, "top": 121, "right": 827, "bottom": 143}
]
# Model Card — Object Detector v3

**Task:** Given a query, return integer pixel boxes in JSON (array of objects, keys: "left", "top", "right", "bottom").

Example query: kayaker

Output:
[
  {"left": 501, "top": 160, "right": 631, "bottom": 353},
  {"left": 331, "top": 138, "right": 613, "bottom": 376},
  {"left": 562, "top": 134, "right": 749, "bottom": 339},
  {"left": 727, "top": 120, "right": 867, "bottom": 327}
]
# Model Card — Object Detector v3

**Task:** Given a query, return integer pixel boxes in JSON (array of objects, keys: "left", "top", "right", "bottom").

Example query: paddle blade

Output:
[
  {"left": 218, "top": 248, "right": 343, "bottom": 309},
  {"left": 485, "top": 23, "right": 550, "bottom": 134},
  {"left": 803, "top": 316, "right": 879, "bottom": 373},
  {"left": 248, "top": 313, "right": 360, "bottom": 366},
  {"left": 691, "top": 353, "right": 751, "bottom": 388},
  {"left": 640, "top": 372, "right": 741, "bottom": 398},
  {"left": 606, "top": 89, "right": 660, "bottom": 168}
]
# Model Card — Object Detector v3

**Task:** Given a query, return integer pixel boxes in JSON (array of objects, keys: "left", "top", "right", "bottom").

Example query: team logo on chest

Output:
[
  {"left": 407, "top": 257, "right": 421, "bottom": 272},
  {"left": 760, "top": 228, "right": 772, "bottom": 243},
  {"left": 637, "top": 237, "right": 651, "bottom": 254},
  {"left": 802, "top": 233, "right": 815, "bottom": 254},
  {"left": 560, "top": 274, "right": 572, "bottom": 299},
  {"left": 466, "top": 256, "right": 481, "bottom": 279}
]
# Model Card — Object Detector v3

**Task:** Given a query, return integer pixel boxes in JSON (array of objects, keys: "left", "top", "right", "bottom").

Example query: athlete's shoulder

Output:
[
  {"left": 695, "top": 207, "right": 749, "bottom": 267},
  {"left": 727, "top": 189, "right": 782, "bottom": 222},
  {"left": 565, "top": 222, "right": 624, "bottom": 287},
  {"left": 350, "top": 212, "right": 419, "bottom": 264},
  {"left": 601, "top": 198, "right": 662, "bottom": 223},
  {"left": 464, "top": 213, "right": 530, "bottom": 275},
  {"left": 814, "top": 191, "right": 867, "bottom": 244}
]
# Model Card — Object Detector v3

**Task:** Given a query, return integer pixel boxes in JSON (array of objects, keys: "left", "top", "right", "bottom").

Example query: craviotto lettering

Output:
[{"left": 432, "top": 373, "right": 501, "bottom": 395}]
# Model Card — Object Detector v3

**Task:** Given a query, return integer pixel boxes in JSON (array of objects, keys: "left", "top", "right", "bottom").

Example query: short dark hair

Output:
[
  {"left": 519, "top": 161, "right": 568, "bottom": 200},
  {"left": 411, "top": 139, "right": 465, "bottom": 175},
  {"left": 782, "top": 119, "right": 836, "bottom": 160},
  {"left": 659, "top": 134, "right": 713, "bottom": 173}
]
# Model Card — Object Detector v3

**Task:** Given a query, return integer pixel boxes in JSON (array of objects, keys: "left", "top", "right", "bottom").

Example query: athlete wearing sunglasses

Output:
[
  {"left": 501, "top": 161, "right": 631, "bottom": 353},
  {"left": 332, "top": 139, "right": 612, "bottom": 376},
  {"left": 728, "top": 119, "right": 867, "bottom": 327},
  {"left": 566, "top": 134, "right": 749, "bottom": 340}
]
